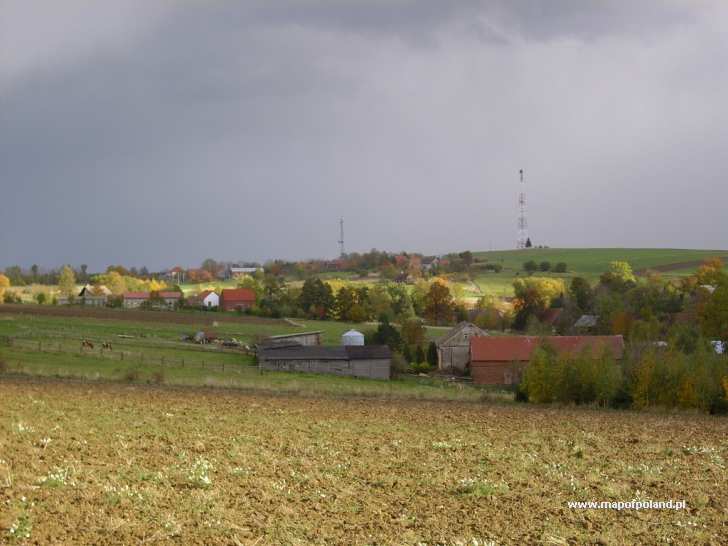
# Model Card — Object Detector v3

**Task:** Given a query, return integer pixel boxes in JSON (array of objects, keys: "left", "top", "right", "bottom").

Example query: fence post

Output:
[
  {"left": 162, "top": 356, "right": 165, "bottom": 366},
  {"left": 38, "top": 341, "right": 42, "bottom": 351},
  {"left": 121, "top": 352, "right": 124, "bottom": 361},
  {"left": 222, "top": 362, "right": 225, "bottom": 372}
]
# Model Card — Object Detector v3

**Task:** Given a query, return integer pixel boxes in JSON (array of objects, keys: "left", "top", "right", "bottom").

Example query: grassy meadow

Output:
[{"left": 0, "top": 311, "right": 480, "bottom": 402}]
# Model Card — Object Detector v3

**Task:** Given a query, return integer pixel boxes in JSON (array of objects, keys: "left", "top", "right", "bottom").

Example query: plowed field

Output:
[{"left": 1, "top": 379, "right": 726, "bottom": 545}]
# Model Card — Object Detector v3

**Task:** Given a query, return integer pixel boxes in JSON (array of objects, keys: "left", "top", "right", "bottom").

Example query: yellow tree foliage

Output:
[
  {"left": 58, "top": 265, "right": 76, "bottom": 297},
  {"left": 696, "top": 257, "right": 725, "bottom": 286},
  {"left": 148, "top": 279, "right": 167, "bottom": 292},
  {"left": 512, "top": 277, "right": 565, "bottom": 312},
  {"left": 0, "top": 273, "right": 9, "bottom": 301}
]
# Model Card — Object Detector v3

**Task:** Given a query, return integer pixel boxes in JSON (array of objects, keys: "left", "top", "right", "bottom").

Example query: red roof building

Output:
[
  {"left": 220, "top": 288, "right": 256, "bottom": 311},
  {"left": 469, "top": 335, "right": 625, "bottom": 386}
]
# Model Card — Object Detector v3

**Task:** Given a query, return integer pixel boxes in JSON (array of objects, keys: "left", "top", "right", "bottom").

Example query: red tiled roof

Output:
[
  {"left": 471, "top": 336, "right": 624, "bottom": 362},
  {"left": 157, "top": 291, "right": 181, "bottom": 299},
  {"left": 221, "top": 288, "right": 256, "bottom": 303},
  {"left": 123, "top": 291, "right": 150, "bottom": 299}
]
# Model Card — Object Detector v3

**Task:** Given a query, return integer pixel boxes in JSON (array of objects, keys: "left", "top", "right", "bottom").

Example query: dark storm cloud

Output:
[{"left": 1, "top": 1, "right": 727, "bottom": 271}]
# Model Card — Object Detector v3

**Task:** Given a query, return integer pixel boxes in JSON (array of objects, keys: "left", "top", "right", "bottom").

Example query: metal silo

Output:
[{"left": 341, "top": 329, "right": 365, "bottom": 346}]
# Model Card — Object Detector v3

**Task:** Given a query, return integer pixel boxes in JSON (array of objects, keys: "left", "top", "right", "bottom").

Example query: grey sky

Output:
[{"left": 1, "top": 1, "right": 727, "bottom": 271}]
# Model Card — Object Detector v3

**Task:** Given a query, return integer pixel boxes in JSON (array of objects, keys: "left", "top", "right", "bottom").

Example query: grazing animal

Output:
[
  {"left": 102, "top": 342, "right": 112, "bottom": 351},
  {"left": 81, "top": 340, "right": 94, "bottom": 349}
]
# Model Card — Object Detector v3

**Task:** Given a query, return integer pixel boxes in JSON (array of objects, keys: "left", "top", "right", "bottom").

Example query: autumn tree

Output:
[
  {"left": 0, "top": 273, "right": 9, "bottom": 302},
  {"left": 423, "top": 281, "right": 455, "bottom": 325},
  {"left": 400, "top": 318, "right": 426, "bottom": 347},
  {"left": 58, "top": 266, "right": 76, "bottom": 297},
  {"left": 600, "top": 261, "right": 637, "bottom": 292}
]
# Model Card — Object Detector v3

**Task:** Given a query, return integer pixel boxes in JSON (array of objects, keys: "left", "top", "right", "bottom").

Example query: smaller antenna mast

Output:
[
  {"left": 517, "top": 169, "right": 529, "bottom": 249},
  {"left": 338, "top": 217, "right": 345, "bottom": 257}
]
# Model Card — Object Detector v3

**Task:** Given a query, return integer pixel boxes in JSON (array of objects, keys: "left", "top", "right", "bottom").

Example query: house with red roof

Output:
[
  {"left": 220, "top": 288, "right": 256, "bottom": 312},
  {"left": 469, "top": 335, "right": 625, "bottom": 386},
  {"left": 122, "top": 291, "right": 150, "bottom": 309}
]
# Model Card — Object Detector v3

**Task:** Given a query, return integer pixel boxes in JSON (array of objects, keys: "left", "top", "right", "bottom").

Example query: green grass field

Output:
[
  {"left": 0, "top": 312, "right": 484, "bottom": 402},
  {"left": 465, "top": 248, "right": 728, "bottom": 298}
]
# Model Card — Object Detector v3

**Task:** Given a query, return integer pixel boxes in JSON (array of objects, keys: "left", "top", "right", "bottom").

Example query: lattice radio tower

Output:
[
  {"left": 338, "top": 217, "right": 345, "bottom": 257},
  {"left": 517, "top": 169, "right": 529, "bottom": 249}
]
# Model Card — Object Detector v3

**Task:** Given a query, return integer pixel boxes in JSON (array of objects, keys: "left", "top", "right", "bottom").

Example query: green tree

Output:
[
  {"left": 699, "top": 284, "right": 728, "bottom": 339},
  {"left": 539, "top": 261, "right": 551, "bottom": 272},
  {"left": 58, "top": 265, "right": 76, "bottom": 297},
  {"left": 523, "top": 260, "right": 538, "bottom": 274},
  {"left": 400, "top": 318, "right": 426, "bottom": 347},
  {"left": 423, "top": 281, "right": 455, "bottom": 325},
  {"left": 554, "top": 262, "right": 568, "bottom": 273},
  {"left": 569, "top": 277, "right": 594, "bottom": 311},
  {"left": 370, "top": 315, "right": 402, "bottom": 350},
  {"left": 427, "top": 341, "right": 438, "bottom": 368},
  {"left": 35, "top": 292, "right": 47, "bottom": 304},
  {"left": 335, "top": 286, "right": 357, "bottom": 321},
  {"left": 299, "top": 278, "right": 335, "bottom": 319},
  {"left": 415, "top": 345, "right": 425, "bottom": 364}
]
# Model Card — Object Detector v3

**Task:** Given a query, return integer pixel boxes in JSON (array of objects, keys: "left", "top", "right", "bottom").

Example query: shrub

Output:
[
  {"left": 523, "top": 260, "right": 538, "bottom": 274},
  {"left": 123, "top": 368, "right": 141, "bottom": 383},
  {"left": 390, "top": 352, "right": 408, "bottom": 378},
  {"left": 151, "top": 370, "right": 165, "bottom": 385},
  {"left": 539, "top": 261, "right": 551, "bottom": 272},
  {"left": 554, "top": 262, "right": 568, "bottom": 273}
]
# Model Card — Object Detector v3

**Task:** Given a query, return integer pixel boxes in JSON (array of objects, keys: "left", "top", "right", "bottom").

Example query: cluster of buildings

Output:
[
  {"left": 58, "top": 284, "right": 257, "bottom": 312},
  {"left": 434, "top": 321, "right": 625, "bottom": 386},
  {"left": 257, "top": 329, "right": 392, "bottom": 380}
]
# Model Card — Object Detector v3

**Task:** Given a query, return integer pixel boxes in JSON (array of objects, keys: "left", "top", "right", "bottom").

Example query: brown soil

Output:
[{"left": 1, "top": 378, "right": 726, "bottom": 545}]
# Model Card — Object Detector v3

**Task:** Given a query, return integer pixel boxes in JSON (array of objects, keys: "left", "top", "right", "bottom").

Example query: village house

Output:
[
  {"left": 469, "top": 335, "right": 625, "bottom": 386},
  {"left": 220, "top": 288, "right": 256, "bottom": 311},
  {"left": 155, "top": 291, "right": 182, "bottom": 309},
  {"left": 436, "top": 322, "right": 488, "bottom": 373},
  {"left": 257, "top": 345, "right": 392, "bottom": 380},
  {"left": 187, "top": 289, "right": 219, "bottom": 309},
  {"left": 78, "top": 284, "right": 111, "bottom": 307},
  {"left": 122, "top": 291, "right": 150, "bottom": 308}
]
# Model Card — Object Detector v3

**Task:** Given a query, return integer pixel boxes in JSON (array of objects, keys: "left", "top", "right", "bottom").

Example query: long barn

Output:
[
  {"left": 257, "top": 345, "right": 392, "bottom": 380},
  {"left": 469, "top": 335, "right": 625, "bottom": 386}
]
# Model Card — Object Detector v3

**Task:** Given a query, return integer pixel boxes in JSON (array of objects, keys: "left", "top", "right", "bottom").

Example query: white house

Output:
[{"left": 200, "top": 290, "right": 219, "bottom": 309}]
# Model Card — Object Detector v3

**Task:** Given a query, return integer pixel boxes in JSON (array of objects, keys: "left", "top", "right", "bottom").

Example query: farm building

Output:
[
  {"left": 342, "top": 330, "right": 365, "bottom": 346},
  {"left": 258, "top": 345, "right": 392, "bottom": 380},
  {"left": 122, "top": 291, "right": 150, "bottom": 308},
  {"left": 574, "top": 314, "right": 599, "bottom": 332},
  {"left": 155, "top": 291, "right": 182, "bottom": 309},
  {"left": 220, "top": 288, "right": 256, "bottom": 311},
  {"left": 188, "top": 290, "right": 219, "bottom": 309},
  {"left": 436, "top": 322, "right": 488, "bottom": 373},
  {"left": 262, "top": 331, "right": 323, "bottom": 348},
  {"left": 58, "top": 284, "right": 111, "bottom": 306},
  {"left": 469, "top": 335, "right": 625, "bottom": 386}
]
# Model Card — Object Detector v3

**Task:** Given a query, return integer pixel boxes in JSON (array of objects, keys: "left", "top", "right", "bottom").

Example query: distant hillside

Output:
[{"left": 471, "top": 248, "right": 728, "bottom": 278}]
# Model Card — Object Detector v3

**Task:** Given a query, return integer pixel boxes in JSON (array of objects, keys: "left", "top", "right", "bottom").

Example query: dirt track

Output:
[
  {"left": 0, "top": 304, "right": 287, "bottom": 326},
  {"left": 635, "top": 255, "right": 728, "bottom": 275}
]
